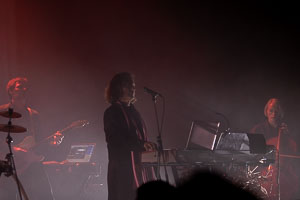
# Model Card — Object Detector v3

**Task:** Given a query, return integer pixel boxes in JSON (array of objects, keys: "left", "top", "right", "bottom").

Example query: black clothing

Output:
[
  {"left": 250, "top": 120, "right": 297, "bottom": 153},
  {"left": 251, "top": 120, "right": 277, "bottom": 140},
  {"left": 0, "top": 103, "right": 53, "bottom": 200},
  {"left": 104, "top": 102, "right": 147, "bottom": 200}
]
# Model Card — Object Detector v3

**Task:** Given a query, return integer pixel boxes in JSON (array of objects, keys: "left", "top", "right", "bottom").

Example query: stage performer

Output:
[
  {"left": 104, "top": 72, "right": 156, "bottom": 200},
  {"left": 250, "top": 98, "right": 299, "bottom": 200}
]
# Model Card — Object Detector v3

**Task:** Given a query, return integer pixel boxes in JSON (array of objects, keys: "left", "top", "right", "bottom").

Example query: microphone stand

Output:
[
  {"left": 151, "top": 94, "right": 169, "bottom": 182},
  {"left": 5, "top": 108, "right": 24, "bottom": 200}
]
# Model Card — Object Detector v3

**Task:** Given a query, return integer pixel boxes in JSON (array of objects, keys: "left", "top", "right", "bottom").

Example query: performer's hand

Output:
[
  {"left": 144, "top": 142, "right": 157, "bottom": 151},
  {"left": 50, "top": 131, "right": 64, "bottom": 146},
  {"left": 279, "top": 123, "right": 289, "bottom": 135}
]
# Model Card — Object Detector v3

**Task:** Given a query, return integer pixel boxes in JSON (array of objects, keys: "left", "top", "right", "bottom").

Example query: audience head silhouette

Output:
[
  {"left": 176, "top": 170, "right": 261, "bottom": 200},
  {"left": 136, "top": 170, "right": 261, "bottom": 200},
  {"left": 136, "top": 180, "right": 176, "bottom": 200}
]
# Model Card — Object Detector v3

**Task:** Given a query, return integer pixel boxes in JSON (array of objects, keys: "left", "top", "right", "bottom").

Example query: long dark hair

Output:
[{"left": 105, "top": 72, "right": 134, "bottom": 103}]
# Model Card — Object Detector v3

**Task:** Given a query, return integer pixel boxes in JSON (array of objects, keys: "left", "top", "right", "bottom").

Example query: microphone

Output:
[{"left": 143, "top": 87, "right": 163, "bottom": 98}]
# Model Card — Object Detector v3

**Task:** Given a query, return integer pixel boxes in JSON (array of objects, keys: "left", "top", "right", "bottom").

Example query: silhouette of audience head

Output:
[
  {"left": 136, "top": 169, "right": 261, "bottom": 200},
  {"left": 136, "top": 180, "right": 176, "bottom": 200},
  {"left": 176, "top": 169, "right": 261, "bottom": 200}
]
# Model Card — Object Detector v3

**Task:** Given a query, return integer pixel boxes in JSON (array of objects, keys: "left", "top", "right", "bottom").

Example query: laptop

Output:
[{"left": 66, "top": 143, "right": 96, "bottom": 163}]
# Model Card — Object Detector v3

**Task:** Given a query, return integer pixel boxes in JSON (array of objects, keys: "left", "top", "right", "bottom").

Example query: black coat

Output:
[{"left": 104, "top": 102, "right": 147, "bottom": 200}]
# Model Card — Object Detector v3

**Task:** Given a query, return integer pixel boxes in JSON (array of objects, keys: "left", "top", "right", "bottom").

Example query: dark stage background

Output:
[{"left": 1, "top": 1, "right": 300, "bottom": 199}]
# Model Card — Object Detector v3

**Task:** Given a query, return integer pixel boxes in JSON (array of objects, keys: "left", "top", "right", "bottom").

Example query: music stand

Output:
[
  {"left": 185, "top": 120, "right": 220, "bottom": 151},
  {"left": 215, "top": 132, "right": 267, "bottom": 154}
]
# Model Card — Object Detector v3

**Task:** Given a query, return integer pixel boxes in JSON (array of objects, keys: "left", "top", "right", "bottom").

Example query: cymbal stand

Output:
[
  {"left": 275, "top": 127, "right": 282, "bottom": 200},
  {"left": 5, "top": 108, "right": 24, "bottom": 200}
]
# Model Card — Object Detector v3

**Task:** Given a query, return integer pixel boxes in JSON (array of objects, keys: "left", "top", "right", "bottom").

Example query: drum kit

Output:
[
  {"left": 226, "top": 147, "right": 300, "bottom": 200},
  {"left": 0, "top": 108, "right": 29, "bottom": 200}
]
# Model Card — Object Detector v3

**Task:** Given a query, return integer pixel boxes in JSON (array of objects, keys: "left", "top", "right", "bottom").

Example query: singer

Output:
[
  {"left": 250, "top": 98, "right": 299, "bottom": 200},
  {"left": 103, "top": 72, "right": 156, "bottom": 200}
]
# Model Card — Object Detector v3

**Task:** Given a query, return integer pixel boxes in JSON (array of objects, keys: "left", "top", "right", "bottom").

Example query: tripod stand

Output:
[{"left": 0, "top": 108, "right": 28, "bottom": 200}]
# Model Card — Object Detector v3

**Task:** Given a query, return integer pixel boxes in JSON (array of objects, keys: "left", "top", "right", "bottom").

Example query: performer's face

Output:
[
  {"left": 266, "top": 102, "right": 281, "bottom": 127},
  {"left": 121, "top": 81, "right": 136, "bottom": 103},
  {"left": 10, "top": 81, "right": 27, "bottom": 100}
]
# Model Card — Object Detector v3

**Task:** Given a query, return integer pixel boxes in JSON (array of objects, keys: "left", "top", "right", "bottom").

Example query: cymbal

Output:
[
  {"left": 0, "top": 111, "right": 22, "bottom": 118},
  {"left": 0, "top": 124, "right": 27, "bottom": 133}
]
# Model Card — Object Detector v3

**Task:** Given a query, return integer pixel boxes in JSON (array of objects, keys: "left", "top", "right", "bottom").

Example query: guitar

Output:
[{"left": 13, "top": 120, "right": 89, "bottom": 175}]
